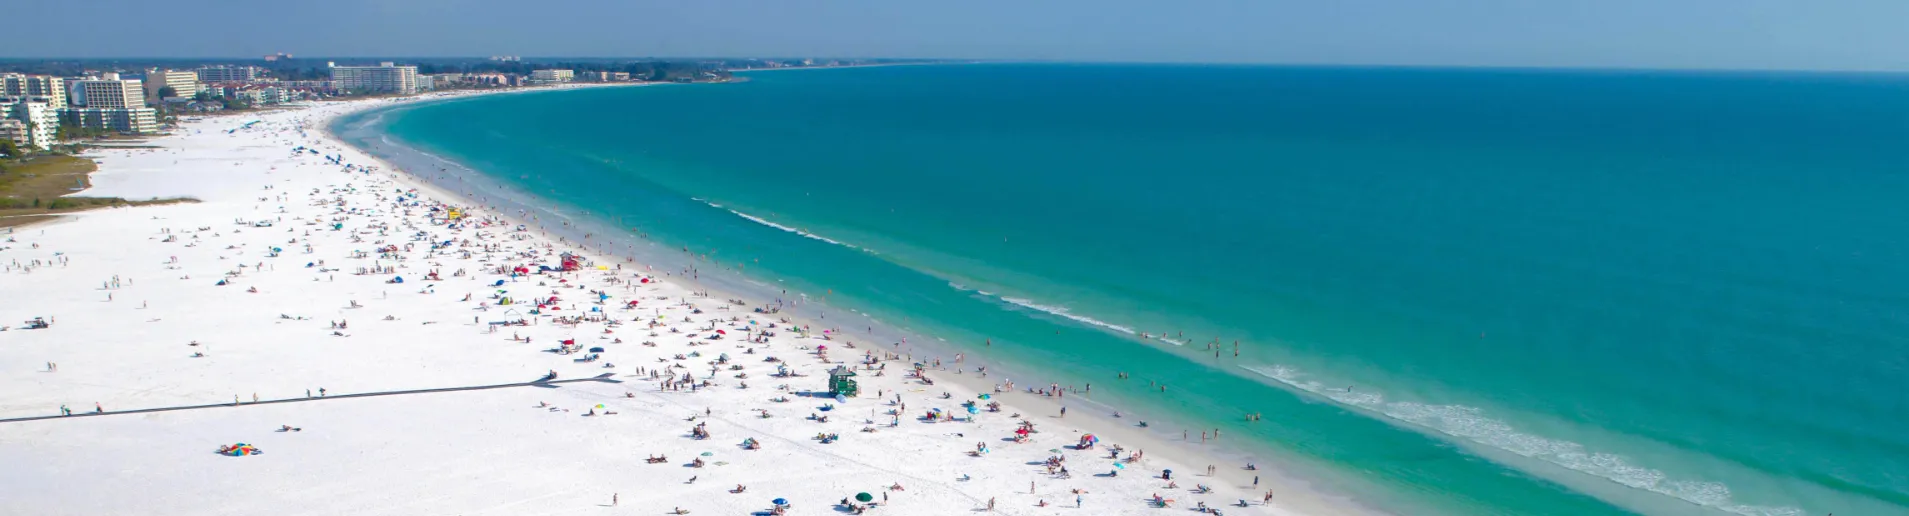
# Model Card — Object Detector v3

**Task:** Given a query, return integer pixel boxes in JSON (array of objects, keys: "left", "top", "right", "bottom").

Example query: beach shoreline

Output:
[
  {"left": 0, "top": 86, "right": 1344, "bottom": 515},
  {"left": 334, "top": 81, "right": 1383, "bottom": 516}
]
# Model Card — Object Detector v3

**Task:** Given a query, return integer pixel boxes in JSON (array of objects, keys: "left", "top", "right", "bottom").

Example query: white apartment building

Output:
[
  {"left": 196, "top": 65, "right": 262, "bottom": 83},
  {"left": 330, "top": 62, "right": 419, "bottom": 95},
  {"left": 0, "top": 120, "right": 26, "bottom": 152},
  {"left": 0, "top": 96, "right": 60, "bottom": 149},
  {"left": 61, "top": 107, "right": 158, "bottom": 135},
  {"left": 1, "top": 74, "right": 67, "bottom": 109},
  {"left": 530, "top": 69, "right": 574, "bottom": 85},
  {"left": 70, "top": 76, "right": 146, "bottom": 109},
  {"left": 143, "top": 69, "right": 202, "bottom": 102}
]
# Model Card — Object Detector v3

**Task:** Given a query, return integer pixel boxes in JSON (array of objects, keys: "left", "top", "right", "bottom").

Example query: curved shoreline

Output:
[{"left": 328, "top": 88, "right": 1391, "bottom": 516}]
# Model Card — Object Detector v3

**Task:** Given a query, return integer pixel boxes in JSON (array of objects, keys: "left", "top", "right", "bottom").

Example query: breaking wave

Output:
[{"left": 1239, "top": 365, "right": 1802, "bottom": 516}]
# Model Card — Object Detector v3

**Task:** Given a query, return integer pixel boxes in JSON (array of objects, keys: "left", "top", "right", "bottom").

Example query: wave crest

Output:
[{"left": 1239, "top": 365, "right": 1802, "bottom": 516}]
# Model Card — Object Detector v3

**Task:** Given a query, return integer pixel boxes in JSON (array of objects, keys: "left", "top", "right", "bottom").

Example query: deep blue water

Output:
[{"left": 340, "top": 64, "right": 1909, "bottom": 515}]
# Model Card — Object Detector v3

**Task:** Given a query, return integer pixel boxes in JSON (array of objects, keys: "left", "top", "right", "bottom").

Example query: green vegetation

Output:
[
  {"left": 54, "top": 122, "right": 113, "bottom": 141},
  {"left": 0, "top": 154, "right": 195, "bottom": 226}
]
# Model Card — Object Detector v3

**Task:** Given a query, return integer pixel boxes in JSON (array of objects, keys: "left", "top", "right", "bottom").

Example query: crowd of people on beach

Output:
[{"left": 1, "top": 102, "right": 1289, "bottom": 516}]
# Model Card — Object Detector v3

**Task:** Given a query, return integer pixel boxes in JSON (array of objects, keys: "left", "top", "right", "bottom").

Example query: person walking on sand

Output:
[
  {"left": 613, "top": 493, "right": 618, "bottom": 506},
  {"left": 986, "top": 498, "right": 996, "bottom": 511}
]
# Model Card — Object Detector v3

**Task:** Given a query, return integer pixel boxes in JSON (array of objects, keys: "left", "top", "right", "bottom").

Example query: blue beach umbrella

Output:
[{"left": 773, "top": 498, "right": 788, "bottom": 506}]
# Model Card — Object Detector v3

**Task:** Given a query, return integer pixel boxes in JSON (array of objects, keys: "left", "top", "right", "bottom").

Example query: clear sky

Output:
[{"left": 8, "top": 0, "right": 1907, "bottom": 71}]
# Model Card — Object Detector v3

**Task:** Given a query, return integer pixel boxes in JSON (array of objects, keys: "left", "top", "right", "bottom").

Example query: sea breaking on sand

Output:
[{"left": 0, "top": 91, "right": 1357, "bottom": 515}]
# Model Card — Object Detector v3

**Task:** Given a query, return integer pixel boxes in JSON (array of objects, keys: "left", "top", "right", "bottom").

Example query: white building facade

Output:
[
  {"left": 530, "top": 69, "right": 574, "bottom": 85},
  {"left": 60, "top": 107, "right": 158, "bottom": 135},
  {"left": 1, "top": 74, "right": 67, "bottom": 109},
  {"left": 196, "top": 66, "right": 262, "bottom": 83},
  {"left": 143, "top": 70, "right": 202, "bottom": 102},
  {"left": 70, "top": 77, "right": 146, "bottom": 109},
  {"left": 0, "top": 96, "right": 61, "bottom": 149}
]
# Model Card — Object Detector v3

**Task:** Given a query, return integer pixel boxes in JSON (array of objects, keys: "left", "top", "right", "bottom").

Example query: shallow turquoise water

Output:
[{"left": 345, "top": 64, "right": 1909, "bottom": 515}]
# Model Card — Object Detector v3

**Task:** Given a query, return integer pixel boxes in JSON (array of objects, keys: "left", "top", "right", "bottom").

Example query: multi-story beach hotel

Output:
[{"left": 329, "top": 62, "right": 420, "bottom": 95}]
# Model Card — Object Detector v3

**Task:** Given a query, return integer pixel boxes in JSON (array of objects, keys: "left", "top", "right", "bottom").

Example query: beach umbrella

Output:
[
  {"left": 701, "top": 452, "right": 714, "bottom": 456},
  {"left": 772, "top": 498, "right": 788, "bottom": 506},
  {"left": 588, "top": 347, "right": 605, "bottom": 352},
  {"left": 595, "top": 404, "right": 605, "bottom": 409},
  {"left": 855, "top": 492, "right": 874, "bottom": 503},
  {"left": 1113, "top": 462, "right": 1126, "bottom": 469},
  {"left": 977, "top": 394, "right": 990, "bottom": 400}
]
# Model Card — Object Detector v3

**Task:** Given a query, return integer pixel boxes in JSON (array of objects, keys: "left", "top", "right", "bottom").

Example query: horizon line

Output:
[{"left": 2, "top": 56, "right": 1906, "bottom": 76}]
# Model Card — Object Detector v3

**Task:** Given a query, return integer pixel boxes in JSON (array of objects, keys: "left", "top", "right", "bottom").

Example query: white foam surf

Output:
[
  {"left": 997, "top": 296, "right": 1139, "bottom": 335},
  {"left": 718, "top": 205, "right": 873, "bottom": 254},
  {"left": 1239, "top": 365, "right": 1803, "bottom": 516}
]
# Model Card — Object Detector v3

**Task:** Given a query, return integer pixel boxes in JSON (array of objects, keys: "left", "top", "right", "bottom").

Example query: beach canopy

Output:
[{"left": 855, "top": 492, "right": 874, "bottom": 502}]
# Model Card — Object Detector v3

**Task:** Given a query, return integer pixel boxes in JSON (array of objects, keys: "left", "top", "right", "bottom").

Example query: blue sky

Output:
[{"left": 7, "top": 0, "right": 1907, "bottom": 71}]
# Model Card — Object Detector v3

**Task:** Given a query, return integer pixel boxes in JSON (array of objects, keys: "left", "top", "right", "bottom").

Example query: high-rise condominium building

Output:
[
  {"left": 1, "top": 74, "right": 67, "bottom": 109},
  {"left": 197, "top": 65, "right": 263, "bottom": 83},
  {"left": 143, "top": 70, "right": 202, "bottom": 102},
  {"left": 71, "top": 77, "right": 145, "bottom": 109},
  {"left": 329, "top": 62, "right": 419, "bottom": 95}
]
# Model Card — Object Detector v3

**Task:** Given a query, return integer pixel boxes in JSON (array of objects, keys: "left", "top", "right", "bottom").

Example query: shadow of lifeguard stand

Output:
[{"left": 827, "top": 366, "right": 860, "bottom": 397}]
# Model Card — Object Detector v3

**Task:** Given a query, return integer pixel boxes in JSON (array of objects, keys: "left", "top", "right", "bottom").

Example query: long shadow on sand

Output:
[{"left": 3, "top": 373, "right": 623, "bottom": 424}]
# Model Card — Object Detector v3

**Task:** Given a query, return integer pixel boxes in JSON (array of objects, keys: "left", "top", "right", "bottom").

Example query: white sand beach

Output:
[{"left": 0, "top": 94, "right": 1328, "bottom": 516}]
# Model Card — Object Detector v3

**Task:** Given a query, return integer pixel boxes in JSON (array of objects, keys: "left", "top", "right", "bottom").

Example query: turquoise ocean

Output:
[{"left": 335, "top": 64, "right": 1909, "bottom": 516}]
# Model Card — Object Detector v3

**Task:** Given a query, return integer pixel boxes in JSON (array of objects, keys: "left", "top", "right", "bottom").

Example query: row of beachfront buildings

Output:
[
  {"left": 1, "top": 65, "right": 323, "bottom": 149},
  {"left": 1, "top": 62, "right": 643, "bottom": 151}
]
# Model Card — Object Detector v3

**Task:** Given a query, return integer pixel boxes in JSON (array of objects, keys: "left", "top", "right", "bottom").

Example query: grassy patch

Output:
[{"left": 0, "top": 154, "right": 198, "bottom": 223}]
